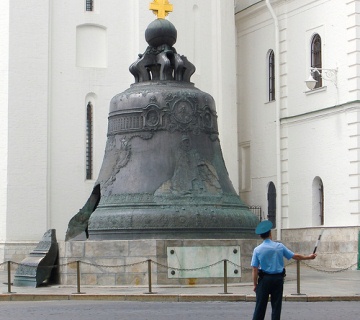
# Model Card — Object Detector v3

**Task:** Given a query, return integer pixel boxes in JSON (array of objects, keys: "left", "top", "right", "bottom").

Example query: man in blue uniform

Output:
[{"left": 251, "top": 220, "right": 317, "bottom": 320}]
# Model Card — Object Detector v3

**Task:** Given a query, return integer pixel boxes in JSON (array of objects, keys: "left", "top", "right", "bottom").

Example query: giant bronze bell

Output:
[{"left": 65, "top": 15, "right": 258, "bottom": 241}]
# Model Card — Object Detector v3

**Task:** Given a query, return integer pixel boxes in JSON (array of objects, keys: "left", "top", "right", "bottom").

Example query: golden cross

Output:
[{"left": 149, "top": 0, "right": 173, "bottom": 19}]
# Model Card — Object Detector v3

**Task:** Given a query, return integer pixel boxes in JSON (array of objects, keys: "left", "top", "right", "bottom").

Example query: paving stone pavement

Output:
[{"left": 1, "top": 263, "right": 359, "bottom": 302}]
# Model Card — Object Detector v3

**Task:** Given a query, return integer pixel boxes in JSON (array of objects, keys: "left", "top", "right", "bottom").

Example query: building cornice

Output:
[
  {"left": 235, "top": 0, "right": 264, "bottom": 15},
  {"left": 281, "top": 100, "right": 360, "bottom": 125}
]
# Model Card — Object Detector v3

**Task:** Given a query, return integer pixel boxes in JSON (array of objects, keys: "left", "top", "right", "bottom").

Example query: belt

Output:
[
  {"left": 258, "top": 268, "right": 286, "bottom": 278},
  {"left": 262, "top": 272, "right": 283, "bottom": 276}
]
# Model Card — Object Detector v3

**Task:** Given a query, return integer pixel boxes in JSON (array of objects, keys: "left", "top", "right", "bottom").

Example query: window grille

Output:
[
  {"left": 86, "top": 0, "right": 94, "bottom": 12},
  {"left": 248, "top": 206, "right": 262, "bottom": 221},
  {"left": 267, "top": 182, "right": 276, "bottom": 227},
  {"left": 86, "top": 102, "right": 93, "bottom": 180},
  {"left": 268, "top": 50, "right": 275, "bottom": 101},
  {"left": 319, "top": 181, "right": 324, "bottom": 225},
  {"left": 311, "top": 34, "right": 322, "bottom": 88}
]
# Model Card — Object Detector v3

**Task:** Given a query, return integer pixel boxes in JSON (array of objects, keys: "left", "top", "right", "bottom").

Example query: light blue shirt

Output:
[{"left": 251, "top": 239, "right": 294, "bottom": 274}]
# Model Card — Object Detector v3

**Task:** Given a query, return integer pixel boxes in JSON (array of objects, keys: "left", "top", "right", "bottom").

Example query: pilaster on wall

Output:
[
  {"left": 279, "top": 20, "right": 289, "bottom": 229},
  {"left": 279, "top": 22, "right": 288, "bottom": 118},
  {"left": 347, "top": 0, "right": 360, "bottom": 99},
  {"left": 347, "top": 106, "right": 360, "bottom": 219},
  {"left": 280, "top": 128, "right": 289, "bottom": 228}
]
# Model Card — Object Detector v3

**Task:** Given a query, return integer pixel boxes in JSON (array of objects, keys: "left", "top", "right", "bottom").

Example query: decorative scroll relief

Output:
[
  {"left": 164, "top": 91, "right": 218, "bottom": 134},
  {"left": 108, "top": 104, "right": 166, "bottom": 135},
  {"left": 89, "top": 206, "right": 255, "bottom": 230},
  {"left": 144, "top": 103, "right": 163, "bottom": 128},
  {"left": 173, "top": 99, "right": 195, "bottom": 124},
  {"left": 108, "top": 114, "right": 143, "bottom": 135},
  {"left": 98, "top": 192, "right": 244, "bottom": 206},
  {"left": 107, "top": 96, "right": 218, "bottom": 136},
  {"left": 202, "top": 106, "right": 214, "bottom": 129}
]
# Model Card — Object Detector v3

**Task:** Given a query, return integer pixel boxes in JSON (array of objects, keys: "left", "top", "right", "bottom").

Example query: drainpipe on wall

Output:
[{"left": 266, "top": 0, "right": 282, "bottom": 241}]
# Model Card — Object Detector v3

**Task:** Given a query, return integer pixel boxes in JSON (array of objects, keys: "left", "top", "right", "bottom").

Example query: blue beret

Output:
[{"left": 255, "top": 220, "right": 273, "bottom": 235}]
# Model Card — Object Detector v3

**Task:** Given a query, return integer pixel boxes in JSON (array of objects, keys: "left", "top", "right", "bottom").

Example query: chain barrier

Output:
[
  {"left": 9, "top": 260, "right": 80, "bottom": 269},
  {"left": 1, "top": 257, "right": 358, "bottom": 296},
  {"left": 1, "top": 258, "right": 357, "bottom": 274},
  {"left": 80, "top": 260, "right": 148, "bottom": 269},
  {"left": 0, "top": 259, "right": 357, "bottom": 273},
  {"left": 151, "top": 259, "right": 224, "bottom": 272},
  {"left": 301, "top": 261, "right": 358, "bottom": 273}
]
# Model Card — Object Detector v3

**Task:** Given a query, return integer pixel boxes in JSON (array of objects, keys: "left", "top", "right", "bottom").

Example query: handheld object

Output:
[{"left": 313, "top": 228, "right": 324, "bottom": 254}]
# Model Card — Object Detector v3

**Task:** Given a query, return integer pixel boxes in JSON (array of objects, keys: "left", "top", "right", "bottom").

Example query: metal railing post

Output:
[
  {"left": 223, "top": 259, "right": 228, "bottom": 294},
  {"left": 76, "top": 260, "right": 81, "bottom": 294},
  {"left": 291, "top": 260, "right": 305, "bottom": 296},
  {"left": 7, "top": 261, "right": 11, "bottom": 293},
  {"left": 147, "top": 259, "right": 153, "bottom": 294},
  {"left": 221, "top": 259, "right": 232, "bottom": 294},
  {"left": 296, "top": 260, "right": 301, "bottom": 294}
]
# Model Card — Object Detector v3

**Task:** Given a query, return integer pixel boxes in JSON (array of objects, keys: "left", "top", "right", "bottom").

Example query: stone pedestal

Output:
[{"left": 59, "top": 239, "right": 259, "bottom": 286}]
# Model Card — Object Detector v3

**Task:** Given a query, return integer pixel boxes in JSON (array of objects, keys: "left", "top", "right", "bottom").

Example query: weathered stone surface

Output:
[
  {"left": 280, "top": 227, "right": 360, "bottom": 269},
  {"left": 59, "top": 239, "right": 257, "bottom": 286},
  {"left": 84, "top": 241, "right": 128, "bottom": 258}
]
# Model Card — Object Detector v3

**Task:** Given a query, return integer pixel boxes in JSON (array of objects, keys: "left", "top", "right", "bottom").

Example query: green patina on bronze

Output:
[
  {"left": 65, "top": 17, "right": 258, "bottom": 241},
  {"left": 14, "top": 229, "right": 59, "bottom": 287}
]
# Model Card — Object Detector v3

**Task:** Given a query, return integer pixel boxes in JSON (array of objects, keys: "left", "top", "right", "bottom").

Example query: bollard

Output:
[
  {"left": 221, "top": 259, "right": 232, "bottom": 294},
  {"left": 145, "top": 259, "right": 154, "bottom": 294},
  {"left": 291, "top": 260, "right": 305, "bottom": 296},
  {"left": 296, "top": 260, "right": 301, "bottom": 294},
  {"left": 223, "top": 259, "right": 228, "bottom": 293},
  {"left": 358, "top": 231, "right": 360, "bottom": 270},
  {"left": 7, "top": 261, "right": 11, "bottom": 293},
  {"left": 75, "top": 260, "right": 83, "bottom": 294}
]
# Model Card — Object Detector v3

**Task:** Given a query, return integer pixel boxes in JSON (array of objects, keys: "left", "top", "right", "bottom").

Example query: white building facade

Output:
[{"left": 236, "top": 0, "right": 359, "bottom": 267}]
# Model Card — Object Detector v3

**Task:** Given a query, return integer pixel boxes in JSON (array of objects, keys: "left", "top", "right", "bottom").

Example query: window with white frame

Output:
[
  {"left": 311, "top": 34, "right": 322, "bottom": 88},
  {"left": 312, "top": 176, "right": 324, "bottom": 226}
]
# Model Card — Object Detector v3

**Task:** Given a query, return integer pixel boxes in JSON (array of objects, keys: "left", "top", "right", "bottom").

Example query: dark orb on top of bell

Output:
[{"left": 145, "top": 18, "right": 177, "bottom": 47}]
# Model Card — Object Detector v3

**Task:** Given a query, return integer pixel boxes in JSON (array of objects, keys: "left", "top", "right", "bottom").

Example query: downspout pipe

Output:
[{"left": 266, "top": 0, "right": 282, "bottom": 241}]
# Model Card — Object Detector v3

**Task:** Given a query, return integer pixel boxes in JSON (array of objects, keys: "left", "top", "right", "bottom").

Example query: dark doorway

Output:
[{"left": 267, "top": 182, "right": 276, "bottom": 227}]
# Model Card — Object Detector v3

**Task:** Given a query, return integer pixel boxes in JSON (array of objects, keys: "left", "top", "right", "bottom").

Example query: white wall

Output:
[
  {"left": 236, "top": 0, "right": 360, "bottom": 228},
  {"left": 6, "top": 0, "right": 50, "bottom": 240},
  {"left": 49, "top": 0, "right": 154, "bottom": 241},
  {"left": 236, "top": 3, "right": 277, "bottom": 212},
  {"left": 0, "top": 0, "right": 9, "bottom": 242}
]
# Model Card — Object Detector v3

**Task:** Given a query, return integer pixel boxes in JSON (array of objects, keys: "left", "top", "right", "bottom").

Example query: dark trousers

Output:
[{"left": 252, "top": 274, "right": 284, "bottom": 320}]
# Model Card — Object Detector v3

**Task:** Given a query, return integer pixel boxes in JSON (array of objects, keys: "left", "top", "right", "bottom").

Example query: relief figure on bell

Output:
[{"left": 155, "top": 135, "right": 222, "bottom": 196}]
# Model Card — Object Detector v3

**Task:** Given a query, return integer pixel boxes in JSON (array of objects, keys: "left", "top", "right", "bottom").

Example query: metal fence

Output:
[
  {"left": 248, "top": 206, "right": 262, "bottom": 220},
  {"left": 0, "top": 258, "right": 357, "bottom": 296}
]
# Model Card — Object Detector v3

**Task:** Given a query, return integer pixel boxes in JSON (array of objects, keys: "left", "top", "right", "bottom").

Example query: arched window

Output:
[
  {"left": 311, "top": 34, "right": 322, "bottom": 88},
  {"left": 268, "top": 50, "right": 275, "bottom": 101},
  {"left": 267, "top": 182, "right": 276, "bottom": 227},
  {"left": 86, "top": 102, "right": 93, "bottom": 180},
  {"left": 312, "top": 177, "right": 324, "bottom": 226},
  {"left": 86, "top": 0, "right": 94, "bottom": 12}
]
